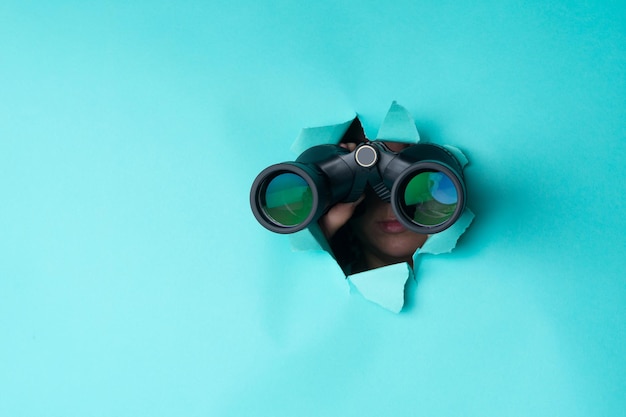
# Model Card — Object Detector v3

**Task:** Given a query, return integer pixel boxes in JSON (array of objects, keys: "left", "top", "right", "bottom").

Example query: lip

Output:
[{"left": 377, "top": 219, "right": 407, "bottom": 234}]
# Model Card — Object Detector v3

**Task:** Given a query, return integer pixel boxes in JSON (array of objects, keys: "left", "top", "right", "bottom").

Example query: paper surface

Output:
[
  {"left": 6, "top": 4, "right": 624, "bottom": 414},
  {"left": 289, "top": 223, "right": 332, "bottom": 253},
  {"left": 288, "top": 102, "right": 474, "bottom": 312},
  {"left": 289, "top": 229, "right": 324, "bottom": 252}
]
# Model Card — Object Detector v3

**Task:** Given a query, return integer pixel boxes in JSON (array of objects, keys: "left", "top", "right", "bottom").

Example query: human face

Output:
[{"left": 349, "top": 186, "right": 428, "bottom": 271}]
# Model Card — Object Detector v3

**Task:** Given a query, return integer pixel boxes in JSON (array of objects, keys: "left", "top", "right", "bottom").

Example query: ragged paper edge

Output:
[
  {"left": 444, "top": 145, "right": 468, "bottom": 168},
  {"left": 416, "top": 208, "right": 475, "bottom": 256},
  {"left": 376, "top": 101, "right": 421, "bottom": 144},
  {"left": 347, "top": 263, "right": 414, "bottom": 313},
  {"left": 290, "top": 118, "right": 355, "bottom": 155},
  {"left": 286, "top": 102, "right": 474, "bottom": 312}
]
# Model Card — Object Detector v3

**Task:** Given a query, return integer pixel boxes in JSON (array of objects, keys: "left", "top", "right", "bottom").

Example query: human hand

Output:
[
  {"left": 318, "top": 143, "right": 364, "bottom": 239},
  {"left": 318, "top": 195, "right": 365, "bottom": 239}
]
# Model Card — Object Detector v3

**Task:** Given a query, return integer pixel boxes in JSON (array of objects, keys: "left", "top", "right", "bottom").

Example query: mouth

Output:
[{"left": 377, "top": 219, "right": 407, "bottom": 234}]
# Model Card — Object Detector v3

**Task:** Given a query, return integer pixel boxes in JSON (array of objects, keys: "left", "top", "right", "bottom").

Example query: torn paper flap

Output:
[
  {"left": 415, "top": 208, "right": 475, "bottom": 256},
  {"left": 348, "top": 262, "right": 414, "bottom": 313},
  {"left": 290, "top": 117, "right": 355, "bottom": 155},
  {"left": 375, "top": 101, "right": 420, "bottom": 144},
  {"left": 444, "top": 145, "right": 469, "bottom": 168}
]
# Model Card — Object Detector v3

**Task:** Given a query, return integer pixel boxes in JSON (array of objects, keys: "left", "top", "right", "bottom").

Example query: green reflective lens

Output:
[
  {"left": 402, "top": 171, "right": 458, "bottom": 226},
  {"left": 262, "top": 173, "right": 313, "bottom": 227}
]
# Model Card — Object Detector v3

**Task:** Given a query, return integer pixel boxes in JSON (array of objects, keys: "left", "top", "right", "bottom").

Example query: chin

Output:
[
  {"left": 389, "top": 231, "right": 428, "bottom": 253},
  {"left": 375, "top": 239, "right": 421, "bottom": 261}
]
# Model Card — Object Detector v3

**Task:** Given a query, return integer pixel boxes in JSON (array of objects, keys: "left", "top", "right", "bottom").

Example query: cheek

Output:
[{"left": 350, "top": 216, "right": 372, "bottom": 243}]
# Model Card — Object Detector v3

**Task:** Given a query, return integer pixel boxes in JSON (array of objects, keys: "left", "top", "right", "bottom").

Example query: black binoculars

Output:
[{"left": 250, "top": 141, "right": 466, "bottom": 235}]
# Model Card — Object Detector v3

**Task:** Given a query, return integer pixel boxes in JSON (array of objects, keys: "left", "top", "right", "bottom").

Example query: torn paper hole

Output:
[{"left": 287, "top": 102, "right": 474, "bottom": 313}]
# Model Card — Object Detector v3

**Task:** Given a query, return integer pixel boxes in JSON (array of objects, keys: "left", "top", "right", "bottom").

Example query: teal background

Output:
[{"left": 1, "top": 1, "right": 625, "bottom": 416}]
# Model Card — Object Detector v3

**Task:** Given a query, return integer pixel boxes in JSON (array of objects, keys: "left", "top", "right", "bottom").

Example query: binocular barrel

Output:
[{"left": 250, "top": 142, "right": 466, "bottom": 235}]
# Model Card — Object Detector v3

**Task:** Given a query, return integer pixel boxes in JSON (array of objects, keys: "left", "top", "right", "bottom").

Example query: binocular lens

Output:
[
  {"left": 401, "top": 171, "right": 458, "bottom": 226},
  {"left": 260, "top": 172, "right": 314, "bottom": 227}
]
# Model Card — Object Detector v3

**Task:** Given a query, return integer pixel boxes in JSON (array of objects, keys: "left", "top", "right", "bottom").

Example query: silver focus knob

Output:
[{"left": 354, "top": 144, "right": 378, "bottom": 168}]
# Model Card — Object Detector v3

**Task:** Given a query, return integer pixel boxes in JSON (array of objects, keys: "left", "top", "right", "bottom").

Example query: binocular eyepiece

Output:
[{"left": 250, "top": 141, "right": 466, "bottom": 235}]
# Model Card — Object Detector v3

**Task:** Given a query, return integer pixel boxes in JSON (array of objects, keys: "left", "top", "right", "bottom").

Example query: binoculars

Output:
[{"left": 250, "top": 141, "right": 466, "bottom": 235}]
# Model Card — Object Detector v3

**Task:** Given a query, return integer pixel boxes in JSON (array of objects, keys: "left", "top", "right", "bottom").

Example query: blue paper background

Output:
[{"left": 1, "top": 1, "right": 625, "bottom": 416}]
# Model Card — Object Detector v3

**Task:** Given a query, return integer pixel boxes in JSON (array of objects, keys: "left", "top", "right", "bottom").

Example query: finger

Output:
[
  {"left": 319, "top": 195, "right": 365, "bottom": 239},
  {"left": 353, "top": 193, "right": 365, "bottom": 206}
]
